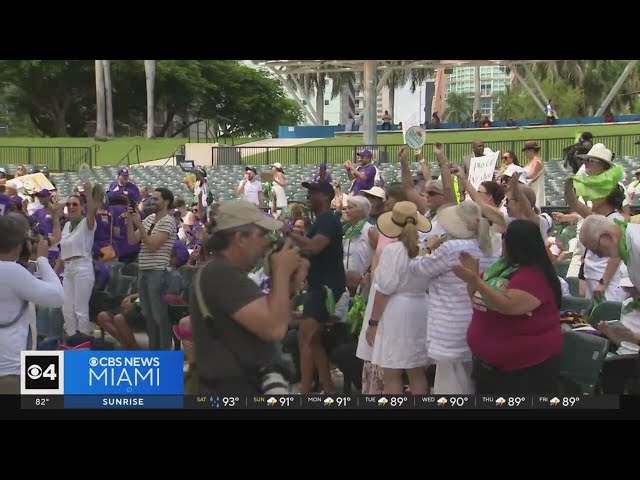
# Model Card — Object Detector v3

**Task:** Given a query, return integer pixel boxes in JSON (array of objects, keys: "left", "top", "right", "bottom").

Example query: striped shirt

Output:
[
  {"left": 139, "top": 213, "right": 177, "bottom": 271},
  {"left": 410, "top": 239, "right": 499, "bottom": 363}
]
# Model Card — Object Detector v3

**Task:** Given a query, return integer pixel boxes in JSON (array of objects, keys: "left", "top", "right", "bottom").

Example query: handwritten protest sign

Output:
[
  {"left": 6, "top": 172, "right": 55, "bottom": 194},
  {"left": 468, "top": 151, "right": 499, "bottom": 190}
]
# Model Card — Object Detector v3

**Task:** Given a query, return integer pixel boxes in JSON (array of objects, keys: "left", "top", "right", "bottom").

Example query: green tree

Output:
[
  {"left": 444, "top": 92, "right": 473, "bottom": 123},
  {"left": 0, "top": 60, "right": 94, "bottom": 136}
]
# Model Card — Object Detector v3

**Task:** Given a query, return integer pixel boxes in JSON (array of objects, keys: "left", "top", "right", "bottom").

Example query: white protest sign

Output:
[{"left": 468, "top": 150, "right": 499, "bottom": 190}]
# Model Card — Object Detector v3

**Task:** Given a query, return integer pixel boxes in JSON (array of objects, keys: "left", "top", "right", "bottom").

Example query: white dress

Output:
[{"left": 367, "top": 242, "right": 430, "bottom": 369}]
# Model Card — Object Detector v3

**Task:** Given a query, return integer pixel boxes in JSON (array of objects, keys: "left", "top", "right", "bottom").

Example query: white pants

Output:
[
  {"left": 62, "top": 258, "right": 95, "bottom": 335},
  {"left": 433, "top": 361, "right": 475, "bottom": 395}
]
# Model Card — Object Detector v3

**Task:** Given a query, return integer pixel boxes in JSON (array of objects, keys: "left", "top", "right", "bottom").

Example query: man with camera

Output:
[
  {"left": 0, "top": 213, "right": 64, "bottom": 394},
  {"left": 190, "top": 200, "right": 303, "bottom": 395}
]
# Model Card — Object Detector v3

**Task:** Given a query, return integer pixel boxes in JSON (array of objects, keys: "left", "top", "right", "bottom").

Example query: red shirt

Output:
[{"left": 467, "top": 265, "right": 562, "bottom": 371}]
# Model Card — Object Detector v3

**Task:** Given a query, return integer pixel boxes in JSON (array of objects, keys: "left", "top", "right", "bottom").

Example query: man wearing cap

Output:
[
  {"left": 108, "top": 167, "right": 142, "bottom": 205},
  {"left": 344, "top": 150, "right": 376, "bottom": 196},
  {"left": 237, "top": 166, "right": 263, "bottom": 206},
  {"left": 312, "top": 163, "right": 333, "bottom": 184},
  {"left": 287, "top": 180, "right": 346, "bottom": 394},
  {"left": 190, "top": 200, "right": 302, "bottom": 395},
  {"left": 360, "top": 186, "right": 386, "bottom": 223}
]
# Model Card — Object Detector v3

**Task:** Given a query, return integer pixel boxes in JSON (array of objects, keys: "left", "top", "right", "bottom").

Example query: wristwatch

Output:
[{"left": 368, "top": 319, "right": 379, "bottom": 327}]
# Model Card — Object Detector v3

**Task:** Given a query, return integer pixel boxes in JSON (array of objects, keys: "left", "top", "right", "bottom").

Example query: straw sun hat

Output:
[{"left": 376, "top": 201, "right": 432, "bottom": 238}]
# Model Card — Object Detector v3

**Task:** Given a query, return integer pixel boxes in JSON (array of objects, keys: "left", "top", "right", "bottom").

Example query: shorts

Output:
[
  {"left": 302, "top": 287, "right": 345, "bottom": 323},
  {"left": 106, "top": 307, "right": 145, "bottom": 331}
]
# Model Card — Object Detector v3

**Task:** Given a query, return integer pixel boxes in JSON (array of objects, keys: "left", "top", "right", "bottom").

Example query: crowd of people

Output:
[{"left": 2, "top": 133, "right": 640, "bottom": 396}]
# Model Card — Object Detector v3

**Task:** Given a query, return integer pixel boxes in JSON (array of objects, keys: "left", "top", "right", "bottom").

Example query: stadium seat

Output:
[{"left": 558, "top": 330, "right": 609, "bottom": 395}]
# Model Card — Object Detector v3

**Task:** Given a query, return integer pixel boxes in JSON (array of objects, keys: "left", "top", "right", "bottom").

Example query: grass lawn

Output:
[
  {"left": 305, "top": 122, "right": 640, "bottom": 146},
  {"left": 0, "top": 136, "right": 259, "bottom": 167},
  {"left": 235, "top": 122, "right": 640, "bottom": 167}
]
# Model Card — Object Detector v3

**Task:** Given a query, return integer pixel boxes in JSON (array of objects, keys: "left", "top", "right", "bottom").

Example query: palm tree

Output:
[
  {"left": 144, "top": 60, "right": 156, "bottom": 139},
  {"left": 445, "top": 92, "right": 473, "bottom": 123},
  {"left": 102, "top": 60, "right": 114, "bottom": 137},
  {"left": 94, "top": 60, "right": 107, "bottom": 141}
]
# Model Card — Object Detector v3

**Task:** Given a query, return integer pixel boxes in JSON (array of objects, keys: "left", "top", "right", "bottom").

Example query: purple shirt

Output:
[
  {"left": 108, "top": 181, "right": 141, "bottom": 204},
  {"left": 351, "top": 163, "right": 376, "bottom": 196},
  {"left": 312, "top": 172, "right": 333, "bottom": 184},
  {"left": 31, "top": 208, "right": 54, "bottom": 236},
  {"left": 111, "top": 205, "right": 140, "bottom": 258},
  {"left": 173, "top": 240, "right": 190, "bottom": 268},
  {"left": 93, "top": 261, "right": 110, "bottom": 291},
  {"left": 0, "top": 194, "right": 11, "bottom": 215},
  {"left": 94, "top": 207, "right": 114, "bottom": 245}
]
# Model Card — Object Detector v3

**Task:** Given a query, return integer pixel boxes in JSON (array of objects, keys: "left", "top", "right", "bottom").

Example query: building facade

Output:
[{"left": 435, "top": 65, "right": 513, "bottom": 121}]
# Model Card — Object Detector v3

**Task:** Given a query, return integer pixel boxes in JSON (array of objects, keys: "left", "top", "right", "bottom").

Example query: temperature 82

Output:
[{"left": 222, "top": 397, "right": 241, "bottom": 407}]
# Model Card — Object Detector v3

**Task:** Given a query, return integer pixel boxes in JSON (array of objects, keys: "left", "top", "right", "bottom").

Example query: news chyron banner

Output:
[{"left": 21, "top": 351, "right": 184, "bottom": 408}]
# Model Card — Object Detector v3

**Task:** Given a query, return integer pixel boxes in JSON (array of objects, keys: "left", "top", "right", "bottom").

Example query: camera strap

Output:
[{"left": 0, "top": 301, "right": 29, "bottom": 329}]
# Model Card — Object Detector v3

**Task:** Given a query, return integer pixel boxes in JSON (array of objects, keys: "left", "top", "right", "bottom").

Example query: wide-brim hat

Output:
[
  {"left": 376, "top": 201, "right": 431, "bottom": 238},
  {"left": 436, "top": 201, "right": 484, "bottom": 240},
  {"left": 576, "top": 143, "right": 614, "bottom": 166},
  {"left": 521, "top": 140, "right": 540, "bottom": 152}
]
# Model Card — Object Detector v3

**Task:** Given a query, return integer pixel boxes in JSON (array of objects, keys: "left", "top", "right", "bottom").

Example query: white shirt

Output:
[
  {"left": 0, "top": 259, "right": 64, "bottom": 375},
  {"left": 584, "top": 212, "right": 624, "bottom": 282},
  {"left": 626, "top": 223, "right": 640, "bottom": 291},
  {"left": 239, "top": 179, "right": 262, "bottom": 205},
  {"left": 59, "top": 218, "right": 96, "bottom": 261},
  {"left": 193, "top": 179, "right": 208, "bottom": 207},
  {"left": 618, "top": 297, "right": 640, "bottom": 355}
]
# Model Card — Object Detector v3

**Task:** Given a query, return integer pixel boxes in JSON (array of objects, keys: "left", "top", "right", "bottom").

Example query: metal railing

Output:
[
  {"left": 0, "top": 146, "right": 93, "bottom": 171},
  {"left": 212, "top": 134, "right": 640, "bottom": 167},
  {"left": 117, "top": 144, "right": 141, "bottom": 166}
]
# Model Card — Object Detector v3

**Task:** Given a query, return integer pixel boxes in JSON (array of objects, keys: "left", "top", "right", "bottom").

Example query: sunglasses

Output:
[
  {"left": 148, "top": 223, "right": 156, "bottom": 235},
  {"left": 66, "top": 202, "right": 80, "bottom": 207},
  {"left": 502, "top": 156, "right": 510, "bottom": 160}
]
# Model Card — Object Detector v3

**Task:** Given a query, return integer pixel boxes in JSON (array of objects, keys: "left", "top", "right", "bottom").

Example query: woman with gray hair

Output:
[
  {"left": 0, "top": 213, "right": 64, "bottom": 394},
  {"left": 410, "top": 201, "right": 500, "bottom": 394},
  {"left": 342, "top": 195, "right": 377, "bottom": 284}
]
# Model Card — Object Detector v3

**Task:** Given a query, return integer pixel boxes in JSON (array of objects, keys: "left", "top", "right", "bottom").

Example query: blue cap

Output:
[{"left": 118, "top": 167, "right": 130, "bottom": 176}]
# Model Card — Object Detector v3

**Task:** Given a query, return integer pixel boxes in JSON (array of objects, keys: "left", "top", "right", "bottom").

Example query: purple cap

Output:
[
  {"left": 319, "top": 163, "right": 327, "bottom": 169},
  {"left": 10, "top": 196, "right": 24, "bottom": 208},
  {"left": 118, "top": 167, "right": 130, "bottom": 176},
  {"left": 357, "top": 150, "right": 373, "bottom": 158},
  {"left": 36, "top": 189, "right": 51, "bottom": 198}
]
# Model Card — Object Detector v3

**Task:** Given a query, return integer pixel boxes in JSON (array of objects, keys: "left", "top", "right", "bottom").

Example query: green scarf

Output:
[
  {"left": 347, "top": 293, "right": 367, "bottom": 336},
  {"left": 622, "top": 298, "right": 640, "bottom": 316},
  {"left": 343, "top": 219, "right": 366, "bottom": 241},
  {"left": 614, "top": 218, "right": 629, "bottom": 265},
  {"left": 481, "top": 257, "right": 520, "bottom": 308},
  {"left": 69, "top": 218, "right": 83, "bottom": 232},
  {"left": 568, "top": 164, "right": 624, "bottom": 201}
]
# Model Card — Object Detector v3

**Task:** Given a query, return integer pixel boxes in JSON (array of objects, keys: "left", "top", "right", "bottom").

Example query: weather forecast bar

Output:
[{"left": 22, "top": 395, "right": 620, "bottom": 409}]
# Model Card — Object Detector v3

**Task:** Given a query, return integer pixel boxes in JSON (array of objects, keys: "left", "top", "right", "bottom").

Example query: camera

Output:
[{"left": 258, "top": 364, "right": 290, "bottom": 395}]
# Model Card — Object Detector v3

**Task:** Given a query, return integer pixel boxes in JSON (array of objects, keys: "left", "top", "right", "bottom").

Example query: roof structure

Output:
[{"left": 252, "top": 60, "right": 547, "bottom": 75}]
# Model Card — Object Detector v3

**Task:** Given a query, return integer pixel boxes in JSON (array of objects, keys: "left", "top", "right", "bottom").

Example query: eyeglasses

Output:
[{"left": 66, "top": 202, "right": 80, "bottom": 207}]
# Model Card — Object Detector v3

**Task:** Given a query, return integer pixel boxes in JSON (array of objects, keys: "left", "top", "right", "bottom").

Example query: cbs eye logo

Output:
[{"left": 24, "top": 355, "right": 59, "bottom": 390}]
